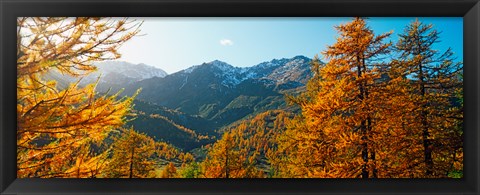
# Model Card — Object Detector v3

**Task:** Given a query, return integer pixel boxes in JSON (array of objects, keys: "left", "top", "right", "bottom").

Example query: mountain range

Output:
[
  {"left": 45, "top": 61, "right": 167, "bottom": 89},
  {"left": 46, "top": 56, "right": 315, "bottom": 151},
  {"left": 86, "top": 61, "right": 167, "bottom": 89},
  {"left": 122, "top": 55, "right": 311, "bottom": 117}
]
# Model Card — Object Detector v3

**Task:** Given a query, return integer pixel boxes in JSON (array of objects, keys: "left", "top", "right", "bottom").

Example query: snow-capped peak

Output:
[
  {"left": 90, "top": 61, "right": 168, "bottom": 82},
  {"left": 207, "top": 60, "right": 235, "bottom": 71},
  {"left": 182, "top": 65, "right": 200, "bottom": 74},
  {"left": 176, "top": 56, "right": 312, "bottom": 88}
]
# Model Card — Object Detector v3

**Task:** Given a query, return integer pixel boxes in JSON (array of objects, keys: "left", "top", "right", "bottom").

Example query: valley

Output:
[
  {"left": 18, "top": 17, "right": 462, "bottom": 179},
  {"left": 52, "top": 56, "right": 313, "bottom": 152}
]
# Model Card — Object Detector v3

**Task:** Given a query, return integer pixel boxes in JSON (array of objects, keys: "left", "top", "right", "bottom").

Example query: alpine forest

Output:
[{"left": 17, "top": 17, "right": 463, "bottom": 178}]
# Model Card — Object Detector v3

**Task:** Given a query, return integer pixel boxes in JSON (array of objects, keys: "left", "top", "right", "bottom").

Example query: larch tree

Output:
[
  {"left": 104, "top": 128, "right": 158, "bottom": 178},
  {"left": 178, "top": 152, "right": 195, "bottom": 166},
  {"left": 64, "top": 143, "right": 111, "bottom": 178},
  {"left": 395, "top": 19, "right": 463, "bottom": 177},
  {"left": 202, "top": 110, "right": 290, "bottom": 178},
  {"left": 371, "top": 59, "right": 425, "bottom": 178},
  {"left": 161, "top": 162, "right": 178, "bottom": 178},
  {"left": 273, "top": 56, "right": 330, "bottom": 178},
  {"left": 201, "top": 131, "right": 249, "bottom": 178},
  {"left": 16, "top": 17, "right": 141, "bottom": 178},
  {"left": 277, "top": 17, "right": 393, "bottom": 178}
]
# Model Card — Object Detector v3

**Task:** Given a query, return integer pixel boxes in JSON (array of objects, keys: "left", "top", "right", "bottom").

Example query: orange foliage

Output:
[
  {"left": 103, "top": 128, "right": 157, "bottom": 178},
  {"left": 275, "top": 17, "right": 462, "bottom": 178},
  {"left": 16, "top": 17, "right": 141, "bottom": 178},
  {"left": 202, "top": 110, "right": 290, "bottom": 178}
]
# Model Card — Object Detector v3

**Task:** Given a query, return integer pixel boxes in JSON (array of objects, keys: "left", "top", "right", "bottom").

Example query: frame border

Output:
[{"left": 1, "top": 0, "right": 479, "bottom": 194}]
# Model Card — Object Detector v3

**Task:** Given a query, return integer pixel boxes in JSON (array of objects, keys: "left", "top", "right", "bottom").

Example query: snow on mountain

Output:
[
  {"left": 182, "top": 65, "right": 200, "bottom": 74},
  {"left": 43, "top": 61, "right": 168, "bottom": 90},
  {"left": 176, "top": 56, "right": 312, "bottom": 88},
  {"left": 119, "top": 56, "right": 314, "bottom": 122},
  {"left": 94, "top": 61, "right": 167, "bottom": 81},
  {"left": 208, "top": 60, "right": 248, "bottom": 86},
  {"left": 69, "top": 61, "right": 169, "bottom": 87},
  {"left": 265, "top": 55, "right": 312, "bottom": 84}
]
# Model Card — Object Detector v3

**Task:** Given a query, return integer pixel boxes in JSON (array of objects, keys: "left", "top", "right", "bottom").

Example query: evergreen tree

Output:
[{"left": 179, "top": 162, "right": 202, "bottom": 178}]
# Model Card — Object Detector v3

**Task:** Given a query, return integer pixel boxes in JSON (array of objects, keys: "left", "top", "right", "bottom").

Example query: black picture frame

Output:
[{"left": 1, "top": 0, "right": 479, "bottom": 194}]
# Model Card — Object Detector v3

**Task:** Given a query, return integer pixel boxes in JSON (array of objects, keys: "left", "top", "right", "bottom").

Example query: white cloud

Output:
[{"left": 220, "top": 39, "right": 234, "bottom": 46}]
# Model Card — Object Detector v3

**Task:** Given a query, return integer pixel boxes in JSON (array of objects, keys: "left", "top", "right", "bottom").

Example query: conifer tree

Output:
[
  {"left": 202, "top": 110, "right": 290, "bottom": 178},
  {"left": 104, "top": 128, "right": 157, "bottom": 178},
  {"left": 64, "top": 143, "right": 111, "bottom": 178},
  {"left": 363, "top": 58, "right": 428, "bottom": 178},
  {"left": 395, "top": 19, "right": 463, "bottom": 177},
  {"left": 277, "top": 17, "right": 392, "bottom": 178},
  {"left": 161, "top": 162, "right": 178, "bottom": 178},
  {"left": 201, "top": 131, "right": 252, "bottom": 178},
  {"left": 16, "top": 17, "right": 141, "bottom": 178}
]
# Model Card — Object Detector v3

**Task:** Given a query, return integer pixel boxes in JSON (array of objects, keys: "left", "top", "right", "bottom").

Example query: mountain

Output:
[
  {"left": 130, "top": 99, "right": 219, "bottom": 136},
  {"left": 43, "top": 56, "right": 315, "bottom": 151},
  {"left": 88, "top": 61, "right": 167, "bottom": 90},
  {"left": 175, "top": 55, "right": 312, "bottom": 89},
  {"left": 122, "top": 55, "right": 313, "bottom": 130},
  {"left": 44, "top": 61, "right": 167, "bottom": 90},
  {"left": 94, "top": 61, "right": 167, "bottom": 80},
  {"left": 128, "top": 112, "right": 204, "bottom": 151}
]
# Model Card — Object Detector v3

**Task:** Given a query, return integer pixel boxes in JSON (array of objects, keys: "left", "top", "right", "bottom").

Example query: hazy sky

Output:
[{"left": 117, "top": 17, "right": 463, "bottom": 74}]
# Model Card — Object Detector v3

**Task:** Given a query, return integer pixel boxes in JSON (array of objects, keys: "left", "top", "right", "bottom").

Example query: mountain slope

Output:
[
  {"left": 117, "top": 56, "right": 313, "bottom": 134},
  {"left": 44, "top": 61, "right": 168, "bottom": 91},
  {"left": 44, "top": 56, "right": 315, "bottom": 151},
  {"left": 123, "top": 55, "right": 312, "bottom": 124},
  {"left": 93, "top": 61, "right": 167, "bottom": 81}
]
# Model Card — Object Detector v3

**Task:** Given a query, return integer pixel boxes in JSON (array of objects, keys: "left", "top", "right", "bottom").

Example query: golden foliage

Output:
[
  {"left": 202, "top": 110, "right": 291, "bottom": 178},
  {"left": 275, "top": 17, "right": 462, "bottom": 178},
  {"left": 17, "top": 17, "right": 462, "bottom": 179},
  {"left": 277, "top": 17, "right": 393, "bottom": 178},
  {"left": 103, "top": 128, "right": 157, "bottom": 178},
  {"left": 161, "top": 162, "right": 178, "bottom": 178},
  {"left": 393, "top": 19, "right": 463, "bottom": 177},
  {"left": 17, "top": 17, "right": 141, "bottom": 178}
]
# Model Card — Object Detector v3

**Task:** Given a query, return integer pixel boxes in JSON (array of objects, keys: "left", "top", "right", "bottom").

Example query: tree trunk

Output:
[
  {"left": 362, "top": 57, "right": 377, "bottom": 178},
  {"left": 357, "top": 56, "right": 369, "bottom": 179},
  {"left": 225, "top": 145, "right": 229, "bottom": 178},
  {"left": 419, "top": 61, "right": 433, "bottom": 176},
  {"left": 129, "top": 145, "right": 135, "bottom": 178}
]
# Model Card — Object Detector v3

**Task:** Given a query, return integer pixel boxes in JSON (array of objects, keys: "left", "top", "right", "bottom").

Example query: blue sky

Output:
[{"left": 117, "top": 17, "right": 463, "bottom": 74}]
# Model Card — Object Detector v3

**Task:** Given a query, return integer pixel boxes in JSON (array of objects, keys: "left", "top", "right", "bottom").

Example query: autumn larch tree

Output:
[
  {"left": 277, "top": 17, "right": 392, "bottom": 178},
  {"left": 395, "top": 19, "right": 463, "bottom": 177},
  {"left": 16, "top": 17, "right": 141, "bottom": 178},
  {"left": 201, "top": 131, "right": 252, "bottom": 178},
  {"left": 104, "top": 128, "right": 158, "bottom": 178},
  {"left": 161, "top": 162, "right": 178, "bottom": 178},
  {"left": 202, "top": 110, "right": 291, "bottom": 178}
]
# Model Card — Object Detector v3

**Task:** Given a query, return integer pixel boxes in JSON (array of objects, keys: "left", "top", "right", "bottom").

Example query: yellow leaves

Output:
[
  {"left": 103, "top": 128, "right": 161, "bottom": 178},
  {"left": 160, "top": 162, "right": 178, "bottom": 178},
  {"left": 74, "top": 154, "right": 84, "bottom": 168},
  {"left": 201, "top": 111, "right": 291, "bottom": 178},
  {"left": 17, "top": 17, "right": 142, "bottom": 178},
  {"left": 18, "top": 17, "right": 141, "bottom": 78},
  {"left": 275, "top": 17, "right": 463, "bottom": 179}
]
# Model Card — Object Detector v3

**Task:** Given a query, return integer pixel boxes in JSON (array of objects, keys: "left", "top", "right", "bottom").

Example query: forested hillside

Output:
[{"left": 16, "top": 17, "right": 463, "bottom": 178}]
